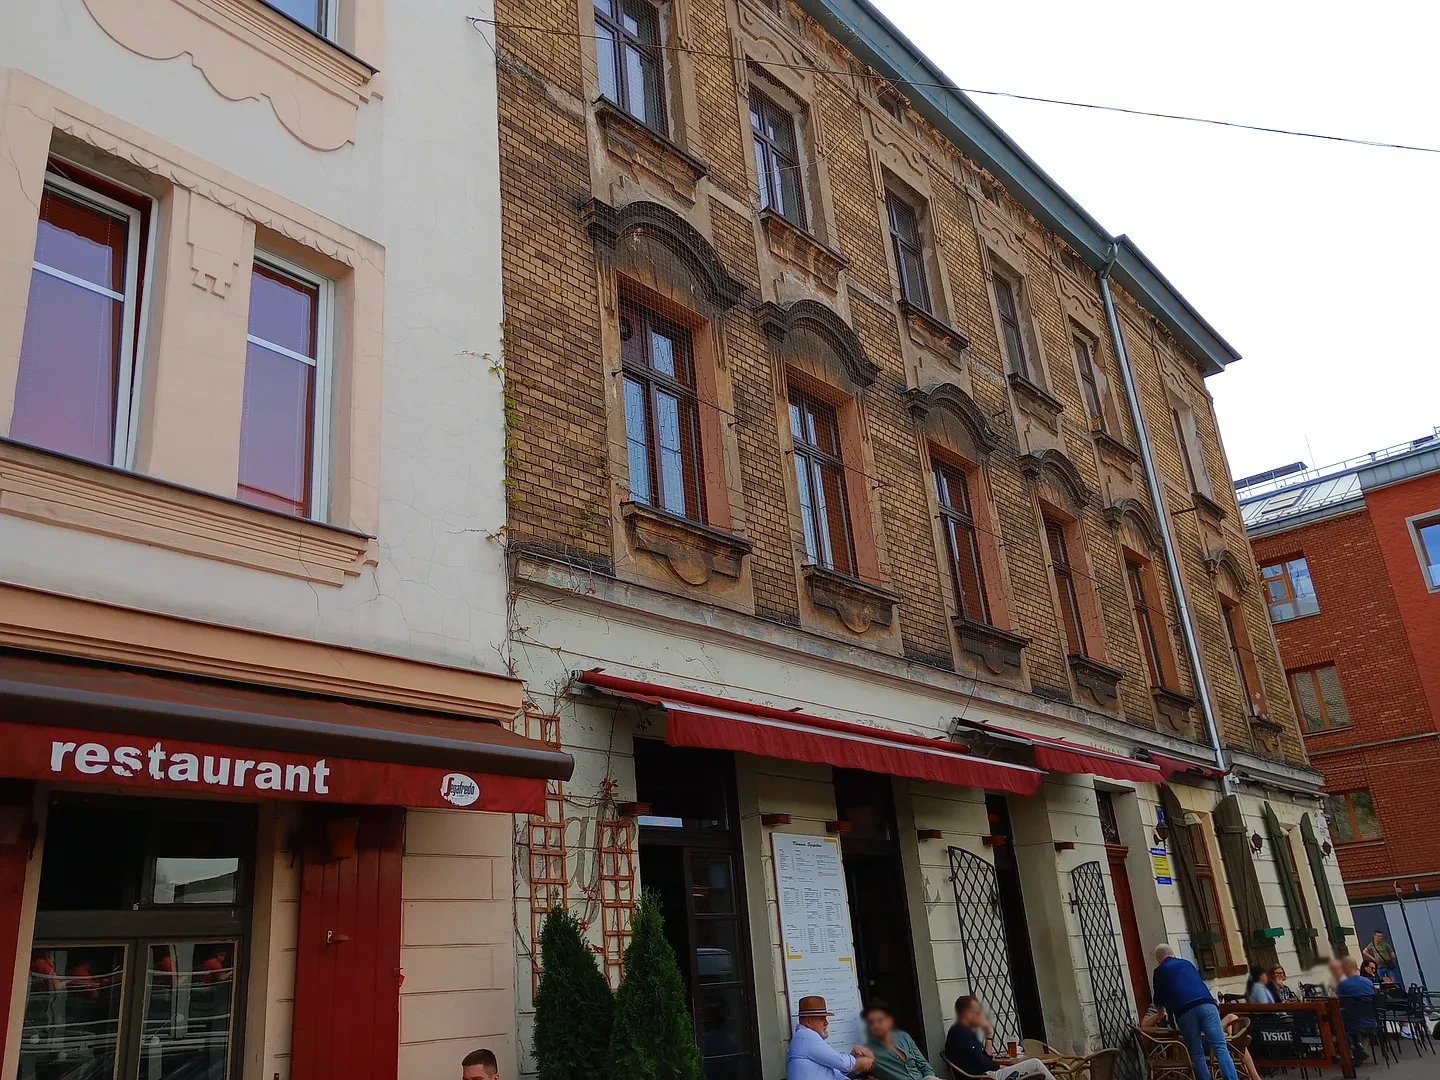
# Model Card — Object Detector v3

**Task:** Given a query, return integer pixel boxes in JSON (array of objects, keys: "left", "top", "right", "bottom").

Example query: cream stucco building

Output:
[{"left": 0, "top": 4, "right": 570, "bottom": 1080}]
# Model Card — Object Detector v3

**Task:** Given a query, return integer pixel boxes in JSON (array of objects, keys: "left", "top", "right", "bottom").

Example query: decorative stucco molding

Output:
[
  {"left": 899, "top": 299, "right": 970, "bottom": 357},
  {"left": 0, "top": 439, "right": 377, "bottom": 586},
  {"left": 1152, "top": 686, "right": 1197, "bottom": 736},
  {"left": 582, "top": 197, "right": 748, "bottom": 311},
  {"left": 758, "top": 209, "right": 848, "bottom": 293},
  {"left": 82, "top": 0, "right": 377, "bottom": 151},
  {"left": 758, "top": 298, "right": 879, "bottom": 388},
  {"left": 1103, "top": 496, "right": 1162, "bottom": 552},
  {"left": 1069, "top": 653, "right": 1123, "bottom": 707},
  {"left": 593, "top": 99, "right": 710, "bottom": 205},
  {"left": 1203, "top": 546, "right": 1252, "bottom": 595},
  {"left": 1021, "top": 448, "right": 1093, "bottom": 511},
  {"left": 1007, "top": 371, "right": 1064, "bottom": 432},
  {"left": 953, "top": 616, "right": 1029, "bottom": 677},
  {"left": 622, "top": 500, "right": 754, "bottom": 587},
  {"left": 906, "top": 382, "right": 1001, "bottom": 456},
  {"left": 802, "top": 564, "right": 900, "bottom": 634}
]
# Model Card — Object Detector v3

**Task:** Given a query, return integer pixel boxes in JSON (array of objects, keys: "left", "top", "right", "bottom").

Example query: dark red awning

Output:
[
  {"left": 577, "top": 671, "right": 1041, "bottom": 795},
  {"left": 1146, "top": 750, "right": 1229, "bottom": 782},
  {"left": 965, "top": 720, "right": 1163, "bottom": 784}
]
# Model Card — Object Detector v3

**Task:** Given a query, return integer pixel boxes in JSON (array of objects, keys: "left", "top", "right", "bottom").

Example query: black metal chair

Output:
[
  {"left": 1337, "top": 992, "right": 1395, "bottom": 1068},
  {"left": 1298, "top": 982, "right": 1325, "bottom": 1001},
  {"left": 1390, "top": 985, "right": 1436, "bottom": 1057}
]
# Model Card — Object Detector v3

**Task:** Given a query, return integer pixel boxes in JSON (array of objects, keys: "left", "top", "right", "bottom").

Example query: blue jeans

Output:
[{"left": 1176, "top": 1002, "right": 1239, "bottom": 1080}]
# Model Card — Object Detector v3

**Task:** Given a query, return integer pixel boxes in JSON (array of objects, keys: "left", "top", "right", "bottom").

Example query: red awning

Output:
[
  {"left": 1146, "top": 751, "right": 1229, "bottom": 782},
  {"left": 576, "top": 671, "right": 1041, "bottom": 796},
  {"left": 965, "top": 720, "right": 1164, "bottom": 784}
]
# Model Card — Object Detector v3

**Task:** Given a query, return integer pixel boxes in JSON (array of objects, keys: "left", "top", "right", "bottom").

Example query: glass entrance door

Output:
[
  {"left": 19, "top": 796, "right": 255, "bottom": 1080},
  {"left": 635, "top": 741, "right": 759, "bottom": 1080}
]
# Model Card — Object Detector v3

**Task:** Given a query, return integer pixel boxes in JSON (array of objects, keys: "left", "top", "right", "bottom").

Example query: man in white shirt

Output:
[{"left": 787, "top": 996, "right": 874, "bottom": 1080}]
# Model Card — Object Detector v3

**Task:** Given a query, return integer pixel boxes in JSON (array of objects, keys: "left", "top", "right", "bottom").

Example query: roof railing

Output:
[{"left": 1236, "top": 427, "right": 1440, "bottom": 503}]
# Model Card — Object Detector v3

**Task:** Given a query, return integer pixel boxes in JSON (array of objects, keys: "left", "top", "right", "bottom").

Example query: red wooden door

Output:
[
  {"left": 0, "top": 842, "right": 28, "bottom": 1068},
  {"left": 1107, "top": 844, "right": 1151, "bottom": 1015},
  {"left": 291, "top": 805, "right": 405, "bottom": 1080}
]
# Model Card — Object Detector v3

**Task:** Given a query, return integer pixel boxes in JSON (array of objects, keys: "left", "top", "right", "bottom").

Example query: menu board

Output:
[{"left": 771, "top": 833, "right": 864, "bottom": 1052}]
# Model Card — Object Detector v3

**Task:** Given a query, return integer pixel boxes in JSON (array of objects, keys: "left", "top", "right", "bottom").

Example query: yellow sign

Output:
[{"left": 1150, "top": 847, "right": 1172, "bottom": 883}]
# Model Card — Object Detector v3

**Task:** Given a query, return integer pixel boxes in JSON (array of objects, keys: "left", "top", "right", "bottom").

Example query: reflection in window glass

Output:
[
  {"left": 142, "top": 942, "right": 238, "bottom": 1080},
  {"left": 153, "top": 859, "right": 241, "bottom": 905},
  {"left": 1262, "top": 557, "right": 1319, "bottom": 622},
  {"left": 1417, "top": 518, "right": 1440, "bottom": 587},
  {"left": 20, "top": 944, "right": 127, "bottom": 1080},
  {"left": 689, "top": 853, "right": 736, "bottom": 915},
  {"left": 633, "top": 741, "right": 732, "bottom": 831},
  {"left": 266, "top": 0, "right": 326, "bottom": 34}
]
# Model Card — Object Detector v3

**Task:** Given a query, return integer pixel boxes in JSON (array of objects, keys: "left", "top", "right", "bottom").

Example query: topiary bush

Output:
[
  {"left": 607, "top": 890, "right": 705, "bottom": 1080},
  {"left": 533, "top": 905, "right": 614, "bottom": 1080}
]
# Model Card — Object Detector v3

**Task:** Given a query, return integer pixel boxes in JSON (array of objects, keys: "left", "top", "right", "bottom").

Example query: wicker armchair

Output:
[
  {"left": 1138, "top": 1030, "right": 1193, "bottom": 1080},
  {"left": 941, "top": 1055, "right": 991, "bottom": 1080}
]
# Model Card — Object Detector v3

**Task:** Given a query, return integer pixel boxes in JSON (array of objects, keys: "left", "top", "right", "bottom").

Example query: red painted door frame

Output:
[
  {"left": 291, "top": 805, "right": 405, "bottom": 1080},
  {"left": 1106, "top": 843, "right": 1151, "bottom": 1015},
  {"left": 0, "top": 781, "right": 35, "bottom": 1070}
]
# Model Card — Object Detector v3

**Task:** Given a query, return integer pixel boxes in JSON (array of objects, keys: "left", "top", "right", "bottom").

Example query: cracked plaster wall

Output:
[{"left": 0, "top": 0, "right": 512, "bottom": 677}]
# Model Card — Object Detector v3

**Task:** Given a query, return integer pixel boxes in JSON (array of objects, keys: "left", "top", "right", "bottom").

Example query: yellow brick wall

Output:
[{"left": 493, "top": 0, "right": 1303, "bottom": 764}]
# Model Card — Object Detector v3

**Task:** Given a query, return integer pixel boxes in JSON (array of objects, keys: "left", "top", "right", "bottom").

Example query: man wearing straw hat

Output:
[{"left": 787, "top": 995, "right": 874, "bottom": 1080}]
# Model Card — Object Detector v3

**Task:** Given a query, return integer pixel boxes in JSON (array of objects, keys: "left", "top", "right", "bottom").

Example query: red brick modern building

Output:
[{"left": 1241, "top": 429, "right": 1440, "bottom": 982}]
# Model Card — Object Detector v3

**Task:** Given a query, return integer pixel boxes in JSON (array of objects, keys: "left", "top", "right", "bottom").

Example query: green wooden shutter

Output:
[
  {"left": 1301, "top": 812, "right": 1352, "bottom": 958},
  {"left": 1214, "top": 795, "right": 1280, "bottom": 969},
  {"left": 1263, "top": 803, "right": 1317, "bottom": 968},
  {"left": 1159, "top": 784, "right": 1219, "bottom": 978}
]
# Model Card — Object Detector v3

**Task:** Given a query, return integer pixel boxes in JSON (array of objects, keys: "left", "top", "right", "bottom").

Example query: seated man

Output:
[
  {"left": 1150, "top": 944, "right": 1238, "bottom": 1080},
  {"left": 1336, "top": 956, "right": 1378, "bottom": 1062},
  {"left": 863, "top": 1001, "right": 937, "bottom": 1080},
  {"left": 788, "top": 995, "right": 874, "bottom": 1080},
  {"left": 944, "top": 996, "right": 1055, "bottom": 1080}
]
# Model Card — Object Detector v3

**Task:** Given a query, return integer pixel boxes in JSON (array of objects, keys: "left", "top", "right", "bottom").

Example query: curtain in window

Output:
[
  {"left": 1213, "top": 795, "right": 1278, "bottom": 969},
  {"left": 1263, "top": 803, "right": 1317, "bottom": 969},
  {"left": 1158, "top": 785, "right": 1219, "bottom": 978},
  {"left": 1300, "top": 813, "right": 1351, "bottom": 959}
]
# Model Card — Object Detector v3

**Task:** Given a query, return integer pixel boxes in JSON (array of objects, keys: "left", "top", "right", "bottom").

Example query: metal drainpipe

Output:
[{"left": 1098, "top": 244, "right": 1231, "bottom": 789}]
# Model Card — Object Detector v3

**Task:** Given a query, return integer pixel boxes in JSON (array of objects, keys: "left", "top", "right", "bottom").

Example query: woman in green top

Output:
[{"left": 863, "top": 1002, "right": 937, "bottom": 1080}]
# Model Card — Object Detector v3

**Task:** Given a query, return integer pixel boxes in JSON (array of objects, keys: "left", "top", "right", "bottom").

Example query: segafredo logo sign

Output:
[
  {"left": 440, "top": 773, "right": 481, "bottom": 807},
  {"left": 50, "top": 739, "right": 331, "bottom": 793}
]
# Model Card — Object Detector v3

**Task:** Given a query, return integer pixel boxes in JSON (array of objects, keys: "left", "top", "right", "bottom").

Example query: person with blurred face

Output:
[{"left": 863, "top": 1001, "right": 936, "bottom": 1080}]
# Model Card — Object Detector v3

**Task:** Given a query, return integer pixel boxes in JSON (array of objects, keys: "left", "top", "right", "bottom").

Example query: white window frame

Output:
[
  {"left": 33, "top": 169, "right": 157, "bottom": 470},
  {"left": 247, "top": 251, "right": 334, "bottom": 522},
  {"left": 263, "top": 0, "right": 338, "bottom": 40}
]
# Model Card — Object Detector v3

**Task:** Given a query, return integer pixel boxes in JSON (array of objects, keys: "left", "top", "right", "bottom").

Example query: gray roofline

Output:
[
  {"left": 796, "top": 0, "right": 1242, "bottom": 376},
  {"left": 1243, "top": 497, "right": 1365, "bottom": 539}
]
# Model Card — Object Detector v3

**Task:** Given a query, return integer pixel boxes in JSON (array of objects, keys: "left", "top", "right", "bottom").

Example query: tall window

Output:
[
  {"left": 750, "top": 91, "right": 805, "bottom": 228},
  {"left": 1171, "top": 406, "right": 1209, "bottom": 494},
  {"left": 1289, "top": 666, "right": 1350, "bottom": 732},
  {"left": 239, "top": 258, "right": 331, "bottom": 518},
  {"left": 1325, "top": 790, "right": 1381, "bottom": 844},
  {"left": 267, "top": 0, "right": 333, "bottom": 36},
  {"left": 594, "top": 0, "right": 666, "bottom": 131},
  {"left": 1189, "top": 823, "right": 1237, "bottom": 974},
  {"left": 934, "top": 461, "right": 990, "bottom": 624},
  {"left": 885, "top": 190, "right": 931, "bottom": 312},
  {"left": 620, "top": 301, "right": 704, "bottom": 520},
  {"left": 1220, "top": 599, "right": 1259, "bottom": 716},
  {"left": 1044, "top": 517, "right": 1087, "bottom": 656},
  {"left": 1261, "top": 557, "right": 1319, "bottom": 622},
  {"left": 13, "top": 173, "right": 147, "bottom": 467},
  {"left": 789, "top": 386, "right": 854, "bottom": 575},
  {"left": 1411, "top": 515, "right": 1440, "bottom": 588},
  {"left": 1072, "top": 335, "right": 1106, "bottom": 431},
  {"left": 1126, "top": 558, "right": 1165, "bottom": 687},
  {"left": 992, "top": 273, "right": 1029, "bottom": 378}
]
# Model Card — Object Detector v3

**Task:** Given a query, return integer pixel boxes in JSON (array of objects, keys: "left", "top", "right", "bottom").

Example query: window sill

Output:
[
  {"left": 593, "top": 98, "right": 709, "bottom": 204},
  {"left": 952, "top": 616, "right": 1030, "bottom": 677},
  {"left": 621, "top": 500, "right": 754, "bottom": 586},
  {"left": 1248, "top": 714, "right": 1286, "bottom": 757},
  {"left": 1331, "top": 839, "right": 1384, "bottom": 851},
  {"left": 1007, "top": 371, "right": 1063, "bottom": 432},
  {"left": 801, "top": 564, "right": 901, "bottom": 635},
  {"left": 1152, "top": 686, "right": 1196, "bottom": 735},
  {"left": 1093, "top": 429, "right": 1139, "bottom": 468},
  {"left": 1191, "top": 488, "right": 1229, "bottom": 523},
  {"left": 758, "top": 209, "right": 849, "bottom": 292},
  {"left": 82, "top": 0, "right": 377, "bottom": 151},
  {"left": 900, "top": 299, "right": 970, "bottom": 358},
  {"left": 1068, "top": 653, "right": 1123, "bottom": 708},
  {"left": 0, "top": 438, "right": 377, "bottom": 585}
]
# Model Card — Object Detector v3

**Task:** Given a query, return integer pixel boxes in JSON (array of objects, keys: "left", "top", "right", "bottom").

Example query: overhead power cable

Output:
[{"left": 472, "top": 16, "right": 1440, "bottom": 155}]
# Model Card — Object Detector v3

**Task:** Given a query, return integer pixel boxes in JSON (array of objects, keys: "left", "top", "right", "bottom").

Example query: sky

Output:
[{"left": 871, "top": 0, "right": 1440, "bottom": 482}]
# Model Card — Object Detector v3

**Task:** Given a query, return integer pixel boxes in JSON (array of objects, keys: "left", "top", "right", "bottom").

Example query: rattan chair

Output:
[
  {"left": 941, "top": 1055, "right": 991, "bottom": 1080},
  {"left": 1058, "top": 1047, "right": 1119, "bottom": 1080},
  {"left": 1137, "top": 1029, "right": 1193, "bottom": 1080}
]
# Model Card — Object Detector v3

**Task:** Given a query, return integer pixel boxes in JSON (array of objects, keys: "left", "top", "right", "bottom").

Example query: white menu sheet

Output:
[{"left": 771, "top": 832, "right": 865, "bottom": 1053}]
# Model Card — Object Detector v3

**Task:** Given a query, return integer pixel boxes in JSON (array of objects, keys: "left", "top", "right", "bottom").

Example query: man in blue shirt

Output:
[
  {"left": 1337, "top": 957, "right": 1379, "bottom": 1029},
  {"left": 1150, "top": 944, "right": 1238, "bottom": 1080},
  {"left": 787, "top": 996, "right": 873, "bottom": 1080}
]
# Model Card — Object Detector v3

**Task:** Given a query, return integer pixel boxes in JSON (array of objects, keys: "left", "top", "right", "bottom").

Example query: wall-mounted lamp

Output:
[
  {"left": 1250, "top": 832, "right": 1265, "bottom": 854},
  {"left": 1321, "top": 841, "right": 1333, "bottom": 858},
  {"left": 761, "top": 814, "right": 792, "bottom": 827},
  {"left": 1153, "top": 823, "right": 1170, "bottom": 845}
]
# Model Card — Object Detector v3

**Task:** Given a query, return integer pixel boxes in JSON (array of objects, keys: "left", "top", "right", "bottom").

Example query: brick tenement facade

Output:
[
  {"left": 1246, "top": 448, "right": 1440, "bottom": 900},
  {"left": 495, "top": 0, "right": 1344, "bottom": 1071},
  {"left": 495, "top": 0, "right": 1302, "bottom": 763}
]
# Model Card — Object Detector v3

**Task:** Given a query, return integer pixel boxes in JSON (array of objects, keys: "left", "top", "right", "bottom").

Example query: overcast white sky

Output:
[{"left": 872, "top": 0, "right": 1440, "bottom": 481}]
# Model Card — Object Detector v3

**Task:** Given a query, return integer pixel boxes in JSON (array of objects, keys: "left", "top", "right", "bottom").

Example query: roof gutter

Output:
[
  {"left": 795, "top": 0, "right": 1242, "bottom": 376},
  {"left": 1098, "top": 244, "right": 1230, "bottom": 788}
]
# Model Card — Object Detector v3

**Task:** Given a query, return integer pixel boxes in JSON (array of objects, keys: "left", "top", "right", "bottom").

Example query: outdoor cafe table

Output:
[{"left": 1213, "top": 1000, "right": 1356, "bottom": 1077}]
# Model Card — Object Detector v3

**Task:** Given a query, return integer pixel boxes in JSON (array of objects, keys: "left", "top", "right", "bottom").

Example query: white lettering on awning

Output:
[{"left": 49, "top": 739, "right": 329, "bottom": 795}]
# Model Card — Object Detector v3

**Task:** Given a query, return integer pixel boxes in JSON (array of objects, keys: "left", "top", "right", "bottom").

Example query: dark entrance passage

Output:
[
  {"left": 985, "top": 793, "right": 1046, "bottom": 1042},
  {"left": 635, "top": 740, "right": 760, "bottom": 1080},
  {"left": 834, "top": 769, "right": 923, "bottom": 1047}
]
